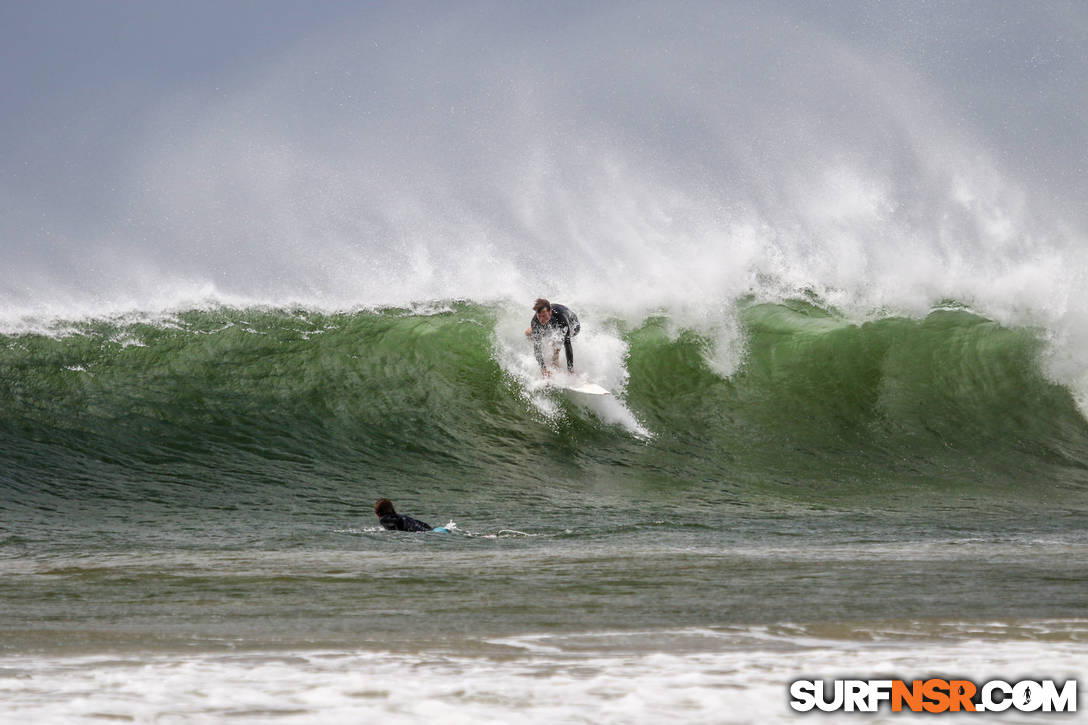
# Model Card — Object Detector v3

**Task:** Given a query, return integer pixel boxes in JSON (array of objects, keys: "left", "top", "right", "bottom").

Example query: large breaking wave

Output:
[
  {"left": 2, "top": 301, "right": 1085, "bottom": 522},
  {"left": 2, "top": 2, "right": 1087, "bottom": 524}
]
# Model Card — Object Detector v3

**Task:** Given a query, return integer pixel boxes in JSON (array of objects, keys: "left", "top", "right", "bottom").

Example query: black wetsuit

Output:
[
  {"left": 530, "top": 304, "right": 580, "bottom": 372},
  {"left": 379, "top": 513, "right": 433, "bottom": 532}
]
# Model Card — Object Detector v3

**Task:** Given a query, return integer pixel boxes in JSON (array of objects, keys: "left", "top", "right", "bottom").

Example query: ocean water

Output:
[
  {"left": 1, "top": 304, "right": 1086, "bottom": 722},
  {"left": 3, "top": 1, "right": 1088, "bottom": 722}
]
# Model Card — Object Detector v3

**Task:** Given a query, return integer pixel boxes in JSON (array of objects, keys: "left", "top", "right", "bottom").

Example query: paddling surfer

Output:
[
  {"left": 524, "top": 298, "right": 580, "bottom": 377},
  {"left": 374, "top": 498, "right": 433, "bottom": 532}
]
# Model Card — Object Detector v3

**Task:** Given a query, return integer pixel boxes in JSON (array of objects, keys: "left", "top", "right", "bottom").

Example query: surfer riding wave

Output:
[{"left": 525, "top": 298, "right": 580, "bottom": 377}]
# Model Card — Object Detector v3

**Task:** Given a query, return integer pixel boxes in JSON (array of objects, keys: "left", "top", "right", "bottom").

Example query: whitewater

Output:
[{"left": 2, "top": 1, "right": 1087, "bottom": 722}]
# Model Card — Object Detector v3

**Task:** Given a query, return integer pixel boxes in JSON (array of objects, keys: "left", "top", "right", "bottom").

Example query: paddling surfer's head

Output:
[
  {"left": 533, "top": 298, "right": 552, "bottom": 325},
  {"left": 374, "top": 498, "right": 396, "bottom": 517}
]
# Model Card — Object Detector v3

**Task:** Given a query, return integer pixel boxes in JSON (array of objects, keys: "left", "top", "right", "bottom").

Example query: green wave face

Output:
[
  {"left": 2, "top": 302, "right": 1087, "bottom": 526},
  {"left": 628, "top": 302, "right": 1088, "bottom": 504}
]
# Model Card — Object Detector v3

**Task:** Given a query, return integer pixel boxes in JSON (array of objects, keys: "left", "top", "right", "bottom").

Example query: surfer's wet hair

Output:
[
  {"left": 374, "top": 498, "right": 396, "bottom": 516},
  {"left": 533, "top": 298, "right": 551, "bottom": 312}
]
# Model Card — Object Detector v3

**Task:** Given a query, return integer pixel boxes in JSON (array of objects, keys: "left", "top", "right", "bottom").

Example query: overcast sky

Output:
[{"left": 1, "top": 1, "right": 1085, "bottom": 310}]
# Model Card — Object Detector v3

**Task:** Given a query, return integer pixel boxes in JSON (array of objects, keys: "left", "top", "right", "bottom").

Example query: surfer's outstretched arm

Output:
[{"left": 529, "top": 329, "right": 548, "bottom": 373}]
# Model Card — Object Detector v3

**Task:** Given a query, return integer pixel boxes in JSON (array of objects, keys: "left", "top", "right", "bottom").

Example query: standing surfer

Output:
[{"left": 525, "top": 298, "right": 580, "bottom": 377}]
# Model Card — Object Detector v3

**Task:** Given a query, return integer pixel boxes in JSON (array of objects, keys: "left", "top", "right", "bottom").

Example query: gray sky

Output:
[{"left": 1, "top": 1, "right": 1086, "bottom": 311}]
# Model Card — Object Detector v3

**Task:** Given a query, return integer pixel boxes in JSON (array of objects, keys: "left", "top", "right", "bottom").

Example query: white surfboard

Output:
[{"left": 557, "top": 380, "right": 610, "bottom": 396}]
